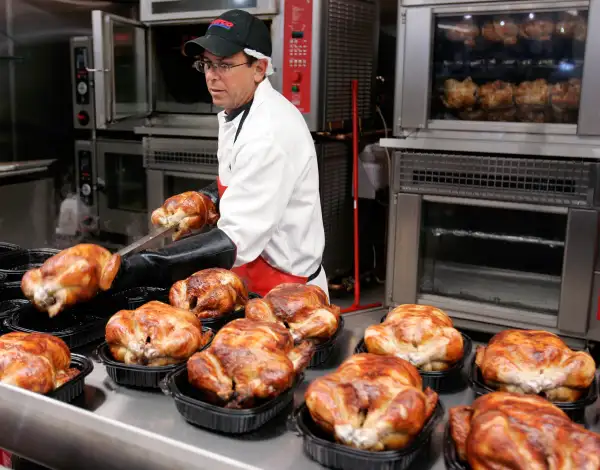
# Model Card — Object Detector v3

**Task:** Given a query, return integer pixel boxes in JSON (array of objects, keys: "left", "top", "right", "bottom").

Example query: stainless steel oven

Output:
[
  {"left": 75, "top": 139, "right": 148, "bottom": 237},
  {"left": 387, "top": 0, "right": 600, "bottom": 158},
  {"left": 69, "top": 0, "right": 380, "bottom": 136},
  {"left": 385, "top": 150, "right": 600, "bottom": 342}
]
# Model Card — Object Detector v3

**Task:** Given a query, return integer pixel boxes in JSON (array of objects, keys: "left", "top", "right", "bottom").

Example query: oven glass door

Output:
[
  {"left": 140, "top": 0, "right": 277, "bottom": 23},
  {"left": 97, "top": 141, "right": 148, "bottom": 236},
  {"left": 151, "top": 21, "right": 272, "bottom": 115},
  {"left": 432, "top": 6, "right": 588, "bottom": 126},
  {"left": 92, "top": 12, "right": 150, "bottom": 128},
  {"left": 419, "top": 201, "right": 566, "bottom": 317},
  {"left": 165, "top": 172, "right": 215, "bottom": 197}
]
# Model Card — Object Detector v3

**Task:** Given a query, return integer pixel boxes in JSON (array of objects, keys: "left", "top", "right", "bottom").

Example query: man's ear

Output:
[{"left": 253, "top": 58, "right": 268, "bottom": 82}]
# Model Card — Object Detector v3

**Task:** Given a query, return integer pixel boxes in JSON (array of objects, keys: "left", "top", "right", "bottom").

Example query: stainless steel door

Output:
[
  {"left": 92, "top": 11, "right": 149, "bottom": 129},
  {"left": 96, "top": 140, "right": 148, "bottom": 237}
]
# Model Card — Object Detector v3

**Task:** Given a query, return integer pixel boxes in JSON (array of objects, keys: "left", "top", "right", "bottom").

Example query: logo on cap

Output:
[{"left": 210, "top": 19, "right": 234, "bottom": 30}]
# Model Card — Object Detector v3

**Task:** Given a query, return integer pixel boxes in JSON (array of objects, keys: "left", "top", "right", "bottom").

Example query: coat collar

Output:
[{"left": 219, "top": 78, "right": 272, "bottom": 123}]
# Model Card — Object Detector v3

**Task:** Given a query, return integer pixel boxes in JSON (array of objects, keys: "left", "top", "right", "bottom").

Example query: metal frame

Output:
[
  {"left": 391, "top": 0, "right": 600, "bottom": 157},
  {"left": 386, "top": 151, "right": 600, "bottom": 339},
  {"left": 96, "top": 139, "right": 148, "bottom": 236}
]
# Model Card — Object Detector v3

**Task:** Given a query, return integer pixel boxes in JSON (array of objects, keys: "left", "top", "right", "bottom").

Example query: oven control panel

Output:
[
  {"left": 282, "top": 0, "right": 313, "bottom": 114},
  {"left": 77, "top": 148, "right": 94, "bottom": 207},
  {"left": 70, "top": 37, "right": 95, "bottom": 129}
]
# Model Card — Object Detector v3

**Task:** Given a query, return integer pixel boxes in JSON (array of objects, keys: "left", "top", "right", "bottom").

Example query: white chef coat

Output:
[{"left": 215, "top": 78, "right": 328, "bottom": 296}]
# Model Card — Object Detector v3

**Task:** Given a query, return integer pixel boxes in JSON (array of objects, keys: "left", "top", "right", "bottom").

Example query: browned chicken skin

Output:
[
  {"left": 170, "top": 268, "right": 248, "bottom": 320},
  {"left": 475, "top": 329, "right": 596, "bottom": 401},
  {"left": 364, "top": 304, "right": 464, "bottom": 371},
  {"left": 555, "top": 14, "right": 587, "bottom": 41},
  {"left": 519, "top": 18, "right": 554, "bottom": 41},
  {"left": 446, "top": 21, "right": 480, "bottom": 46},
  {"left": 443, "top": 77, "right": 478, "bottom": 110},
  {"left": 151, "top": 191, "right": 218, "bottom": 241},
  {"left": 245, "top": 283, "right": 340, "bottom": 343},
  {"left": 514, "top": 79, "right": 549, "bottom": 107},
  {"left": 305, "top": 353, "right": 439, "bottom": 451},
  {"left": 21, "top": 244, "right": 120, "bottom": 317},
  {"left": 479, "top": 80, "right": 514, "bottom": 110},
  {"left": 482, "top": 19, "right": 519, "bottom": 44},
  {"left": 550, "top": 78, "right": 581, "bottom": 110},
  {"left": 187, "top": 318, "right": 314, "bottom": 408},
  {"left": 0, "top": 332, "right": 79, "bottom": 393},
  {"left": 450, "top": 392, "right": 600, "bottom": 469},
  {"left": 106, "top": 300, "right": 213, "bottom": 366}
]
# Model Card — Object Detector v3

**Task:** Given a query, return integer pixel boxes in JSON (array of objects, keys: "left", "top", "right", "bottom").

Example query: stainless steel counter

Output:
[{"left": 2, "top": 308, "right": 599, "bottom": 470}]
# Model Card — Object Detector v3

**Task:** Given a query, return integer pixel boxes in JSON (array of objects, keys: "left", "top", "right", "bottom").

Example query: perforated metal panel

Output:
[
  {"left": 318, "top": 142, "right": 353, "bottom": 276},
  {"left": 394, "top": 151, "right": 596, "bottom": 207},
  {"left": 143, "top": 137, "right": 218, "bottom": 173},
  {"left": 324, "top": 0, "right": 378, "bottom": 126}
]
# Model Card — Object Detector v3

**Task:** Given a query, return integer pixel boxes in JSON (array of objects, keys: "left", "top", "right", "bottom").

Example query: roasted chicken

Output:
[
  {"left": 245, "top": 283, "right": 340, "bottom": 343},
  {"left": 514, "top": 79, "right": 549, "bottom": 107},
  {"left": 555, "top": 14, "right": 587, "bottom": 41},
  {"left": 443, "top": 77, "right": 478, "bottom": 110},
  {"left": 21, "top": 244, "right": 120, "bottom": 318},
  {"left": 475, "top": 329, "right": 596, "bottom": 401},
  {"left": 106, "top": 300, "right": 213, "bottom": 366},
  {"left": 519, "top": 18, "right": 554, "bottom": 41},
  {"left": 305, "top": 353, "right": 438, "bottom": 451},
  {"left": 170, "top": 268, "right": 248, "bottom": 320},
  {"left": 450, "top": 392, "right": 600, "bottom": 469},
  {"left": 151, "top": 191, "right": 219, "bottom": 241},
  {"left": 445, "top": 21, "right": 480, "bottom": 46},
  {"left": 364, "top": 304, "right": 464, "bottom": 371},
  {"left": 0, "top": 332, "right": 79, "bottom": 394},
  {"left": 187, "top": 318, "right": 314, "bottom": 408},
  {"left": 479, "top": 81, "right": 514, "bottom": 110},
  {"left": 550, "top": 78, "right": 581, "bottom": 110},
  {"left": 481, "top": 19, "right": 519, "bottom": 44}
]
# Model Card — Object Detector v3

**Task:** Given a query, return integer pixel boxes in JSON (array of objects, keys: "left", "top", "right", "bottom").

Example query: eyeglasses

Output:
[{"left": 192, "top": 59, "right": 250, "bottom": 74}]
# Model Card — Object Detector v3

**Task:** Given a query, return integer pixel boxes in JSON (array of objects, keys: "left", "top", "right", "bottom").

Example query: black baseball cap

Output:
[{"left": 184, "top": 9, "right": 272, "bottom": 58}]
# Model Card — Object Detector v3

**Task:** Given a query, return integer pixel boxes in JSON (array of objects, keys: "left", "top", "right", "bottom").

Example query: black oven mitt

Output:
[{"left": 111, "top": 228, "right": 236, "bottom": 291}]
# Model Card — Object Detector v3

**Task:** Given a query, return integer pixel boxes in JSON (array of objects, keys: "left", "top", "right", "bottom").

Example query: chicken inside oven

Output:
[
  {"left": 169, "top": 267, "right": 248, "bottom": 320},
  {"left": 187, "top": 318, "right": 314, "bottom": 408},
  {"left": 443, "top": 77, "right": 478, "bottom": 110},
  {"left": 305, "top": 353, "right": 438, "bottom": 451},
  {"left": 475, "top": 329, "right": 596, "bottom": 401},
  {"left": 244, "top": 283, "right": 340, "bottom": 343},
  {"left": 0, "top": 332, "right": 80, "bottom": 393},
  {"left": 106, "top": 300, "right": 213, "bottom": 366},
  {"left": 450, "top": 392, "right": 600, "bottom": 468},
  {"left": 364, "top": 304, "right": 464, "bottom": 371}
]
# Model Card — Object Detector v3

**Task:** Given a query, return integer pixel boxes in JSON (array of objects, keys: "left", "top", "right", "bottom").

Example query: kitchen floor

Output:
[{"left": 332, "top": 283, "right": 386, "bottom": 310}]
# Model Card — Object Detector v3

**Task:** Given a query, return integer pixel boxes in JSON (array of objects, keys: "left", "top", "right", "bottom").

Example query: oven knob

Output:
[
  {"left": 81, "top": 183, "right": 91, "bottom": 196},
  {"left": 77, "top": 111, "right": 89, "bottom": 126},
  {"left": 77, "top": 82, "right": 88, "bottom": 95},
  {"left": 293, "top": 72, "right": 303, "bottom": 83}
]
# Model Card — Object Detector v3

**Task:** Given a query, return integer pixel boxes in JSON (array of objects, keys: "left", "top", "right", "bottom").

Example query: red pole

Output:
[{"left": 341, "top": 80, "right": 381, "bottom": 314}]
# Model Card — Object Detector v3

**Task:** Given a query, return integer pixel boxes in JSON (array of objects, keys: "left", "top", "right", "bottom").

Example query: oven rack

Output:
[
  {"left": 394, "top": 151, "right": 595, "bottom": 207},
  {"left": 426, "top": 227, "right": 565, "bottom": 247},
  {"left": 143, "top": 137, "right": 219, "bottom": 173}
]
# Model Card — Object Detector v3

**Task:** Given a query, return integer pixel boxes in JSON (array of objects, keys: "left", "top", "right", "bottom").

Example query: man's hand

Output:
[{"left": 151, "top": 191, "right": 219, "bottom": 241}]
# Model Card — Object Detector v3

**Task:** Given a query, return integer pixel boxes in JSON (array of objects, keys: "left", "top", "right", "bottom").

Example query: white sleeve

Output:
[{"left": 216, "top": 138, "right": 296, "bottom": 267}]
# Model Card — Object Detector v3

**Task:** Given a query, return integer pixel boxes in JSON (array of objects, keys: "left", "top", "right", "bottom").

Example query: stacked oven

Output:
[
  {"left": 381, "top": 0, "right": 600, "bottom": 344},
  {"left": 71, "top": 0, "right": 380, "bottom": 276}
]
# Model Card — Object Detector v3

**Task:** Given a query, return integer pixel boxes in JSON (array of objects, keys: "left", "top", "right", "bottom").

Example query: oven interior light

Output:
[
  {"left": 500, "top": 20, "right": 505, "bottom": 26},
  {"left": 558, "top": 61, "right": 575, "bottom": 71},
  {"left": 464, "top": 14, "right": 472, "bottom": 19},
  {"left": 561, "top": 27, "right": 565, "bottom": 33},
  {"left": 568, "top": 9, "right": 578, "bottom": 16},
  {"left": 529, "top": 13, "right": 535, "bottom": 19}
]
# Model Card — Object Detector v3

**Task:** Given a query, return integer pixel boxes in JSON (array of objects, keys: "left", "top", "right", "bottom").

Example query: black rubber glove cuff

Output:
[
  {"left": 198, "top": 181, "right": 219, "bottom": 212},
  {"left": 111, "top": 228, "right": 236, "bottom": 291}
]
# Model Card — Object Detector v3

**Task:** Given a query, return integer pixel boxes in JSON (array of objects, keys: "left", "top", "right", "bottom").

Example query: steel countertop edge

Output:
[{"left": 0, "top": 307, "right": 599, "bottom": 470}]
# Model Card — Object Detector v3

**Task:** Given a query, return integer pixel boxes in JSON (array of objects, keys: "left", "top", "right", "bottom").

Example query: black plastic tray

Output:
[
  {"left": 161, "top": 366, "right": 302, "bottom": 434},
  {"left": 443, "top": 422, "right": 469, "bottom": 470},
  {"left": 308, "top": 316, "right": 345, "bottom": 369},
  {"left": 46, "top": 353, "right": 94, "bottom": 403},
  {"left": 3, "top": 299, "right": 111, "bottom": 350},
  {"left": 0, "top": 281, "right": 27, "bottom": 301},
  {"left": 354, "top": 330, "right": 472, "bottom": 393},
  {"left": 294, "top": 400, "right": 444, "bottom": 470},
  {"left": 0, "top": 242, "right": 20, "bottom": 255},
  {"left": 0, "top": 248, "right": 59, "bottom": 283},
  {"left": 95, "top": 330, "right": 214, "bottom": 389},
  {"left": 0, "top": 299, "right": 28, "bottom": 333},
  {"left": 469, "top": 356, "right": 599, "bottom": 424}
]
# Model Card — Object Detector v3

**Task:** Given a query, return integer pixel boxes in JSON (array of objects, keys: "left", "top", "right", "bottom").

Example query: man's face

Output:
[{"left": 202, "top": 51, "right": 266, "bottom": 111}]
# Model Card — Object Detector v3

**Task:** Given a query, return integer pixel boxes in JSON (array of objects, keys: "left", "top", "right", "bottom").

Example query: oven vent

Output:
[
  {"left": 143, "top": 137, "right": 218, "bottom": 173},
  {"left": 395, "top": 151, "right": 594, "bottom": 206},
  {"left": 324, "top": 0, "right": 378, "bottom": 127}
]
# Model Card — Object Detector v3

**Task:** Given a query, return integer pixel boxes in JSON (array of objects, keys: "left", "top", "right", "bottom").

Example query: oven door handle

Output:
[
  {"left": 421, "top": 195, "right": 568, "bottom": 215},
  {"left": 85, "top": 67, "right": 110, "bottom": 73},
  {"left": 96, "top": 177, "right": 106, "bottom": 193}
]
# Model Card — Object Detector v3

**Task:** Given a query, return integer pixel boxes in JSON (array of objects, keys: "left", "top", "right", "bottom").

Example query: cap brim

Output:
[{"left": 183, "top": 35, "right": 244, "bottom": 58}]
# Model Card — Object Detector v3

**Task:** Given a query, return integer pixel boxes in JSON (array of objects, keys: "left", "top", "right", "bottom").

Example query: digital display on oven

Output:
[{"left": 152, "top": 0, "right": 257, "bottom": 15}]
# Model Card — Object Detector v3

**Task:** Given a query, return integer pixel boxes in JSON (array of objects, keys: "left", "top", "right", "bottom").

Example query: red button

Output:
[{"left": 292, "top": 72, "right": 303, "bottom": 83}]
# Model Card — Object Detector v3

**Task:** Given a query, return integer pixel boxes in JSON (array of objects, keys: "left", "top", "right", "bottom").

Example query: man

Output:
[{"left": 116, "top": 9, "right": 327, "bottom": 297}]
